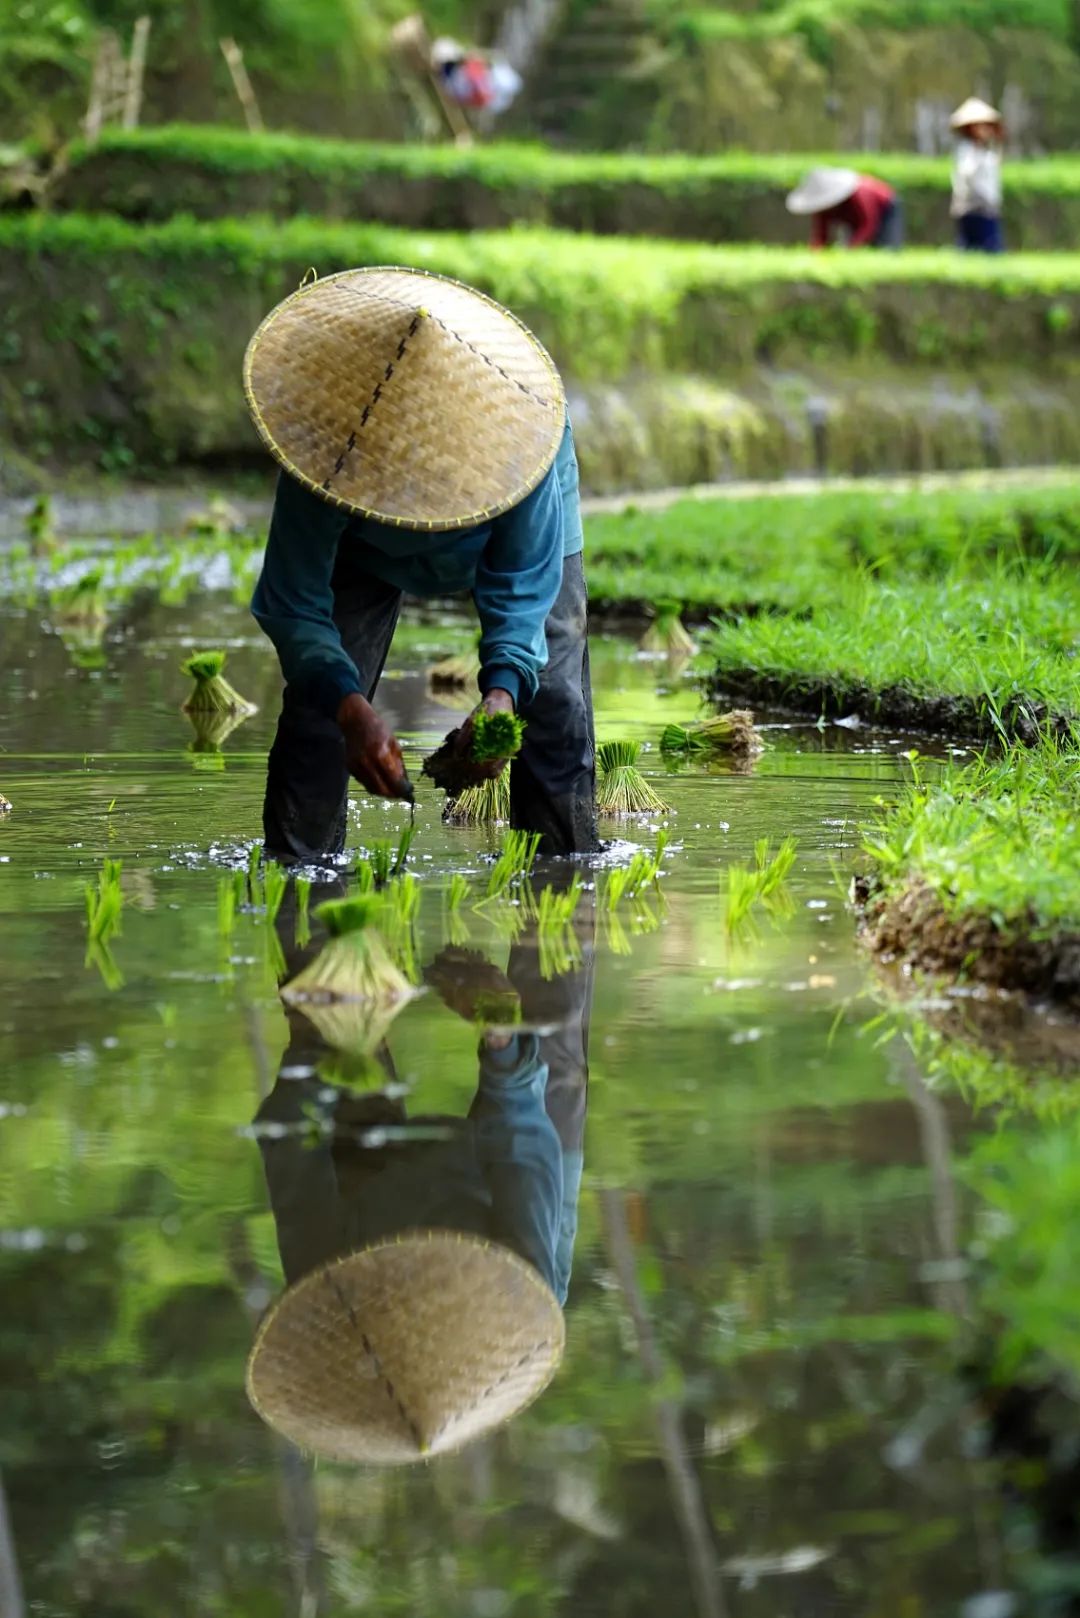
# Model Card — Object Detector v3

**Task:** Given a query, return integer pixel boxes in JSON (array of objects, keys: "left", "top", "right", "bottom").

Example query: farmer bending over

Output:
[
  {"left": 786, "top": 167, "right": 903, "bottom": 250},
  {"left": 244, "top": 266, "right": 598, "bottom": 862}
]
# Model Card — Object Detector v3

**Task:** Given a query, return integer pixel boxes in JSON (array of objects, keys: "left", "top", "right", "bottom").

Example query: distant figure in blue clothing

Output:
[{"left": 242, "top": 265, "right": 598, "bottom": 862}]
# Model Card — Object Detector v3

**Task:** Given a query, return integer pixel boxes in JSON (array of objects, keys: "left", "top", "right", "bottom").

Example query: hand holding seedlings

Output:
[
  {"left": 337, "top": 692, "right": 414, "bottom": 803},
  {"left": 423, "top": 690, "right": 525, "bottom": 796}
]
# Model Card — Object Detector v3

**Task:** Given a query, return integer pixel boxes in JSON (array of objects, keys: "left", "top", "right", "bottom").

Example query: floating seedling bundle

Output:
[
  {"left": 0, "top": 793, "right": 10, "bottom": 815},
  {"left": 181, "top": 650, "right": 256, "bottom": 718},
  {"left": 282, "top": 895, "right": 412, "bottom": 1006},
  {"left": 660, "top": 710, "right": 763, "bottom": 760},
  {"left": 596, "top": 740, "right": 671, "bottom": 816},
  {"left": 639, "top": 599, "right": 697, "bottom": 657},
  {"left": 427, "top": 633, "right": 482, "bottom": 691}
]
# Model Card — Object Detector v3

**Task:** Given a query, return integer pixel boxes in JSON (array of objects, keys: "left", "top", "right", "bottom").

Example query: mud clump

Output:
[{"left": 854, "top": 873, "right": 1080, "bottom": 1013}]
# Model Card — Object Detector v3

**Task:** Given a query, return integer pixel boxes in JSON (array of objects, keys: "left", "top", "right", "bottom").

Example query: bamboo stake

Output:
[
  {"left": 122, "top": 16, "right": 151, "bottom": 130},
  {"left": 220, "top": 37, "right": 265, "bottom": 133},
  {"left": 84, "top": 30, "right": 122, "bottom": 143}
]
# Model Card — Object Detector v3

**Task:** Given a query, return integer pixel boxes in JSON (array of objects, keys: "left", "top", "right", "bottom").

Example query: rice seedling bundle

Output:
[
  {"left": 424, "top": 710, "right": 525, "bottom": 799},
  {"left": 0, "top": 793, "right": 10, "bottom": 814},
  {"left": 640, "top": 599, "right": 697, "bottom": 657},
  {"left": 53, "top": 569, "right": 106, "bottom": 626},
  {"left": 596, "top": 740, "right": 671, "bottom": 817},
  {"left": 281, "top": 895, "right": 411, "bottom": 1004},
  {"left": 180, "top": 649, "right": 256, "bottom": 717},
  {"left": 446, "top": 770, "right": 511, "bottom": 825},
  {"left": 660, "top": 711, "right": 762, "bottom": 758}
]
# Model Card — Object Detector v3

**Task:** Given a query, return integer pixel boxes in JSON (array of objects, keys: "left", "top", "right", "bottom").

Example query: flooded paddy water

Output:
[{"left": 0, "top": 580, "right": 1053, "bottom": 1616}]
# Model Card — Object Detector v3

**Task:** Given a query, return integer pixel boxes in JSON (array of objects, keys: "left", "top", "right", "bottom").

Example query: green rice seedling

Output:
[
  {"left": 368, "top": 821, "right": 415, "bottom": 885},
  {"left": 640, "top": 599, "right": 697, "bottom": 657},
  {"left": 84, "top": 857, "right": 124, "bottom": 989},
  {"left": 447, "top": 872, "right": 470, "bottom": 912},
  {"left": 596, "top": 740, "right": 671, "bottom": 817},
  {"left": 724, "top": 837, "right": 798, "bottom": 933},
  {"left": 262, "top": 861, "right": 288, "bottom": 925},
  {"left": 470, "top": 710, "right": 526, "bottom": 762},
  {"left": 445, "top": 870, "right": 471, "bottom": 945},
  {"left": 381, "top": 874, "right": 422, "bottom": 983},
  {"left": 660, "top": 711, "right": 763, "bottom": 759},
  {"left": 354, "top": 859, "right": 376, "bottom": 894},
  {"left": 295, "top": 877, "right": 312, "bottom": 948},
  {"left": 281, "top": 895, "right": 411, "bottom": 1004},
  {"left": 85, "top": 856, "right": 123, "bottom": 945},
  {"left": 180, "top": 650, "right": 256, "bottom": 718},
  {"left": 483, "top": 829, "right": 542, "bottom": 902},
  {"left": 232, "top": 867, "right": 247, "bottom": 914},
  {"left": 446, "top": 770, "right": 511, "bottom": 825},
  {"left": 535, "top": 876, "right": 585, "bottom": 980},
  {"left": 247, "top": 842, "right": 261, "bottom": 884}
]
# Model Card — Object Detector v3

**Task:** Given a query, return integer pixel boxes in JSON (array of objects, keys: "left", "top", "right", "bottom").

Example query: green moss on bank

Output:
[{"left": 43, "top": 125, "right": 1080, "bottom": 250}]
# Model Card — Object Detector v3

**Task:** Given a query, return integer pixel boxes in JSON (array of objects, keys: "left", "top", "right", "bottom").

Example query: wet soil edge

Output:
[
  {"left": 853, "top": 873, "right": 1080, "bottom": 1016},
  {"left": 706, "top": 667, "right": 1074, "bottom": 745}
]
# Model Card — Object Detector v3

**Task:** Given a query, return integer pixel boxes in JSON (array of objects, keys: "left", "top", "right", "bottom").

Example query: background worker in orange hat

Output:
[{"left": 245, "top": 267, "right": 598, "bottom": 863}]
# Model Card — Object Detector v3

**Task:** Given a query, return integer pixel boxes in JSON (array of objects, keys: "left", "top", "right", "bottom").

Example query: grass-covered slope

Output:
[
  {"left": 41, "top": 125, "right": 1080, "bottom": 251},
  {"left": 5, "top": 212, "right": 1080, "bottom": 475},
  {"left": 857, "top": 738, "right": 1080, "bottom": 1007},
  {"left": 706, "top": 567, "right": 1080, "bottom": 740}
]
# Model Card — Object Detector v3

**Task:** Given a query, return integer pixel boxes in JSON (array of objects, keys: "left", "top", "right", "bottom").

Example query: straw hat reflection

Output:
[
  {"left": 246, "top": 1230, "right": 564, "bottom": 1464},
  {"left": 950, "top": 97, "right": 1002, "bottom": 131},
  {"left": 243, "top": 267, "right": 566, "bottom": 532},
  {"left": 785, "top": 167, "right": 860, "bottom": 215}
]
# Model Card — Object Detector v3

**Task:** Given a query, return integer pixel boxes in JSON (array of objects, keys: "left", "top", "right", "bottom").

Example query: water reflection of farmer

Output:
[
  {"left": 786, "top": 167, "right": 904, "bottom": 250},
  {"left": 244, "top": 267, "right": 597, "bottom": 863},
  {"left": 245, "top": 905, "right": 592, "bottom": 1462}
]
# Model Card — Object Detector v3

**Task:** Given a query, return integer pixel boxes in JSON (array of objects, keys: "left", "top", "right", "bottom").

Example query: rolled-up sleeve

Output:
[
  {"left": 474, "top": 452, "right": 565, "bottom": 708},
  {"left": 251, "top": 471, "right": 362, "bottom": 718}
]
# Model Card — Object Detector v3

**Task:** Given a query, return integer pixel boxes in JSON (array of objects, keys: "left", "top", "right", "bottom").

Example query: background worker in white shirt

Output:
[{"left": 950, "top": 97, "right": 1005, "bottom": 254}]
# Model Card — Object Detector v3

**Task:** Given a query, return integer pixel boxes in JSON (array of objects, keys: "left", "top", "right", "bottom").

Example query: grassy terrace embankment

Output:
[
  {"left": 5, "top": 213, "right": 1080, "bottom": 477},
  {"left": 39, "top": 126, "right": 1080, "bottom": 251}
]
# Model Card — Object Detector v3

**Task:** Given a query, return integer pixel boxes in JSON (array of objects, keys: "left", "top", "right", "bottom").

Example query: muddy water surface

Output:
[{"left": 0, "top": 590, "right": 1018, "bottom": 1616}]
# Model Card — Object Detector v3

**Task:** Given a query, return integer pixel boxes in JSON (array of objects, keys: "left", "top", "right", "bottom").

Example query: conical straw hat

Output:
[
  {"left": 950, "top": 96, "right": 1002, "bottom": 130},
  {"left": 246, "top": 1230, "right": 564, "bottom": 1464},
  {"left": 785, "top": 167, "right": 861, "bottom": 215},
  {"left": 243, "top": 267, "right": 566, "bottom": 532}
]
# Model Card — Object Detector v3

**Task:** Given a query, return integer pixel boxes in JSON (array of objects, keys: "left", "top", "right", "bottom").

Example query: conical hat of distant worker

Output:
[
  {"left": 243, "top": 267, "right": 566, "bottom": 532},
  {"left": 785, "top": 167, "right": 861, "bottom": 215},
  {"left": 246, "top": 1230, "right": 565, "bottom": 1465},
  {"left": 950, "top": 97, "right": 1002, "bottom": 130}
]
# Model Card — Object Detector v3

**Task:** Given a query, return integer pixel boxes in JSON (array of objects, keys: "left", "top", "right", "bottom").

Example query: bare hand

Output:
[{"left": 337, "top": 693, "right": 412, "bottom": 801}]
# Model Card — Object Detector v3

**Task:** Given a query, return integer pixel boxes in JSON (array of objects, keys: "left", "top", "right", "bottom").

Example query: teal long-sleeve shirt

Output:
[{"left": 251, "top": 419, "right": 583, "bottom": 715}]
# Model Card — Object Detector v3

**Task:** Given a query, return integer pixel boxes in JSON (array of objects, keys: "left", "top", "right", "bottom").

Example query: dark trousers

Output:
[
  {"left": 873, "top": 198, "right": 904, "bottom": 250},
  {"left": 957, "top": 212, "right": 1004, "bottom": 253},
  {"left": 264, "top": 552, "right": 599, "bottom": 861}
]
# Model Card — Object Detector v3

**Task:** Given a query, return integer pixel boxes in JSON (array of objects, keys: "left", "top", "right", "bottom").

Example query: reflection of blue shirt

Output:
[
  {"left": 251, "top": 420, "right": 583, "bottom": 718},
  {"left": 257, "top": 1032, "right": 579, "bottom": 1306}
]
